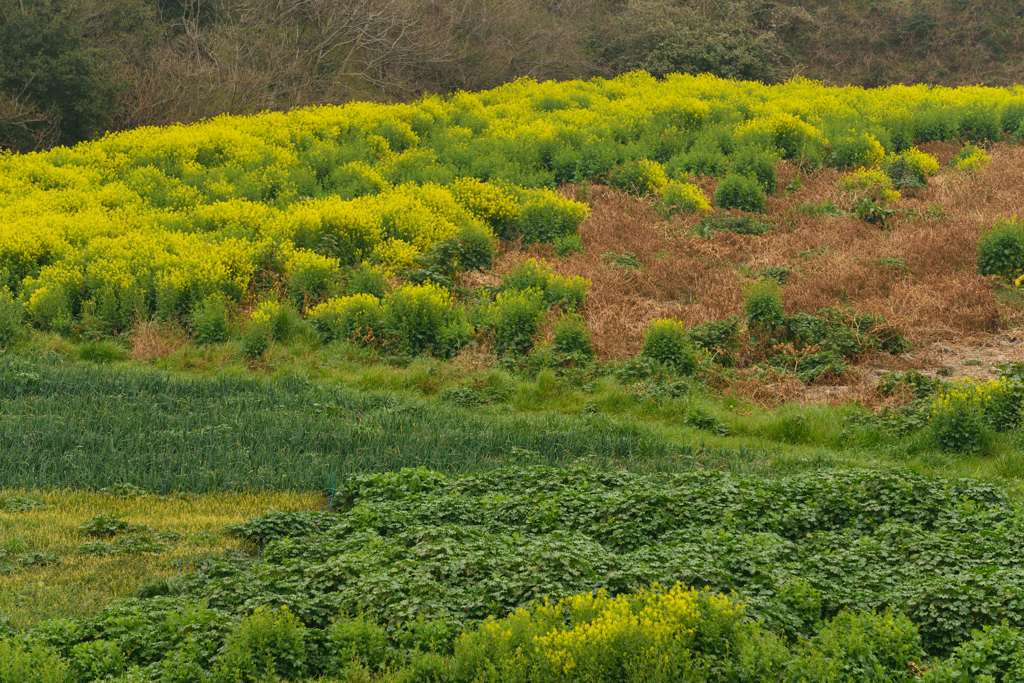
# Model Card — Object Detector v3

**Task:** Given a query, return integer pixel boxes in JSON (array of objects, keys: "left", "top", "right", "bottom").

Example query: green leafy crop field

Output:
[{"left": 1, "top": 70, "right": 1024, "bottom": 681}]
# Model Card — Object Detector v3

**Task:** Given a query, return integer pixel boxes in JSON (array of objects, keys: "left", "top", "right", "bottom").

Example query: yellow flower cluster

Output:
[
  {"left": 462, "top": 584, "right": 746, "bottom": 681},
  {"left": 931, "top": 377, "right": 1015, "bottom": 417},
  {"left": 1, "top": 70, "right": 1021, "bottom": 336}
]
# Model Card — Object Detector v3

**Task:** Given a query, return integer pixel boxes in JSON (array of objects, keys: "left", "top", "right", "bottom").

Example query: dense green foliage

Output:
[
  {"left": 4, "top": 466, "right": 1024, "bottom": 680},
  {"left": 977, "top": 220, "right": 1024, "bottom": 280}
]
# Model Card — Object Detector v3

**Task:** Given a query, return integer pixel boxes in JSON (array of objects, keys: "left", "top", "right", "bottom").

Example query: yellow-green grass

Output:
[{"left": 0, "top": 489, "right": 318, "bottom": 628}]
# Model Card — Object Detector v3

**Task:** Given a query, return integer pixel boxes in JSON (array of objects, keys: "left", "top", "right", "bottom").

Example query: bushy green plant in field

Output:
[
  {"left": 501, "top": 259, "right": 589, "bottom": 310},
  {"left": 977, "top": 220, "right": 1024, "bottom": 280},
  {"left": 657, "top": 181, "right": 710, "bottom": 216},
  {"left": 667, "top": 140, "right": 729, "bottom": 178},
  {"left": 687, "top": 317, "right": 740, "bottom": 366},
  {"left": 286, "top": 250, "right": 341, "bottom": 309},
  {"left": 325, "top": 615, "right": 392, "bottom": 675},
  {"left": 344, "top": 264, "right": 390, "bottom": 299},
  {"left": 930, "top": 385, "right": 993, "bottom": 454},
  {"left": 830, "top": 132, "right": 887, "bottom": 169},
  {"left": 924, "top": 623, "right": 1024, "bottom": 682},
  {"left": 744, "top": 279, "right": 785, "bottom": 339},
  {"left": 884, "top": 147, "right": 940, "bottom": 189},
  {"left": 69, "top": 639, "right": 125, "bottom": 681},
  {"left": 488, "top": 288, "right": 546, "bottom": 356},
  {"left": 553, "top": 233, "right": 584, "bottom": 256},
  {"left": 308, "top": 294, "right": 385, "bottom": 344},
  {"left": 513, "top": 191, "right": 590, "bottom": 244},
  {"left": 789, "top": 610, "right": 924, "bottom": 683},
  {"left": 714, "top": 173, "right": 767, "bottom": 211},
  {"left": 249, "top": 300, "right": 303, "bottom": 342},
  {"left": 551, "top": 313, "right": 593, "bottom": 363},
  {"left": 730, "top": 145, "right": 779, "bottom": 193},
  {"left": 452, "top": 223, "right": 497, "bottom": 271},
  {"left": 841, "top": 168, "right": 901, "bottom": 224},
  {"left": 642, "top": 319, "right": 696, "bottom": 374},
  {"left": 607, "top": 159, "right": 669, "bottom": 196},
  {"left": 383, "top": 283, "right": 471, "bottom": 358},
  {"left": 190, "top": 293, "right": 230, "bottom": 344},
  {"left": 241, "top": 320, "right": 273, "bottom": 360},
  {"left": 951, "top": 144, "right": 991, "bottom": 173},
  {"left": 693, "top": 214, "right": 772, "bottom": 238},
  {"left": 0, "top": 639, "right": 69, "bottom": 683},
  {"left": 325, "top": 161, "right": 390, "bottom": 200},
  {"left": 213, "top": 606, "right": 307, "bottom": 682}
]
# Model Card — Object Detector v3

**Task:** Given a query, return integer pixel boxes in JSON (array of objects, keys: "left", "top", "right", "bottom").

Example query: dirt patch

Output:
[{"left": 496, "top": 144, "right": 1024, "bottom": 368}]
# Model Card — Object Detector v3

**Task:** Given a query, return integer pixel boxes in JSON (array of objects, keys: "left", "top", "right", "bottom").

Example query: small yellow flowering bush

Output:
[
  {"left": 930, "top": 378, "right": 1023, "bottom": 453},
  {"left": 951, "top": 144, "right": 991, "bottom": 173},
  {"left": 841, "top": 168, "right": 901, "bottom": 224},
  {"left": 453, "top": 585, "right": 779, "bottom": 682},
  {"left": 658, "top": 181, "right": 710, "bottom": 216},
  {"left": 884, "top": 147, "right": 940, "bottom": 189},
  {"left": 308, "top": 293, "right": 384, "bottom": 344}
]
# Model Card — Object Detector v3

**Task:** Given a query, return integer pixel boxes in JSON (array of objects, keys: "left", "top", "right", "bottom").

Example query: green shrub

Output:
[
  {"left": 688, "top": 317, "right": 740, "bottom": 365},
  {"left": 451, "top": 585, "right": 785, "bottom": 683},
  {"left": 951, "top": 144, "right": 991, "bottom": 173},
  {"left": 925, "top": 623, "right": 1024, "bottom": 682},
  {"left": 790, "top": 610, "right": 924, "bottom": 682},
  {"left": 642, "top": 319, "right": 696, "bottom": 374},
  {"left": 249, "top": 300, "right": 303, "bottom": 342},
  {"left": 0, "top": 638, "right": 69, "bottom": 683},
  {"left": 731, "top": 146, "right": 778, "bottom": 193},
  {"left": 931, "top": 388, "right": 993, "bottom": 454},
  {"left": 744, "top": 280, "right": 785, "bottom": 339},
  {"left": 308, "top": 294, "right": 385, "bottom": 344},
  {"left": 667, "top": 142, "right": 729, "bottom": 178},
  {"left": 977, "top": 220, "right": 1024, "bottom": 280},
  {"left": 383, "top": 283, "right": 470, "bottom": 357},
  {"left": 69, "top": 640, "right": 125, "bottom": 681},
  {"left": 553, "top": 233, "right": 584, "bottom": 256},
  {"left": 841, "top": 168, "right": 900, "bottom": 224},
  {"left": 286, "top": 250, "right": 341, "bottom": 309},
  {"left": 514, "top": 191, "right": 589, "bottom": 244},
  {"left": 326, "top": 615, "right": 391, "bottom": 674},
  {"left": 501, "top": 259, "right": 588, "bottom": 310},
  {"left": 607, "top": 159, "right": 669, "bottom": 196},
  {"left": 551, "top": 314, "right": 593, "bottom": 362},
  {"left": 190, "top": 294, "right": 230, "bottom": 344},
  {"left": 241, "top": 320, "right": 272, "bottom": 360},
  {"left": 658, "top": 181, "right": 710, "bottom": 217},
  {"left": 325, "top": 161, "right": 390, "bottom": 199},
  {"left": 489, "top": 289, "right": 546, "bottom": 356},
  {"left": 714, "top": 173, "right": 767, "bottom": 212},
  {"left": 884, "top": 148, "right": 940, "bottom": 189},
  {"left": 345, "top": 264, "right": 390, "bottom": 299},
  {"left": 453, "top": 222, "right": 497, "bottom": 271},
  {"left": 830, "top": 132, "right": 886, "bottom": 169},
  {"left": 984, "top": 380, "right": 1024, "bottom": 432},
  {"left": 0, "top": 289, "right": 24, "bottom": 348},
  {"left": 958, "top": 105, "right": 1003, "bottom": 143},
  {"left": 214, "top": 607, "right": 306, "bottom": 682}
]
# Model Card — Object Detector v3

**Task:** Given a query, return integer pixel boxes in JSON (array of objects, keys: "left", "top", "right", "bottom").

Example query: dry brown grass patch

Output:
[{"left": 129, "top": 320, "right": 188, "bottom": 361}]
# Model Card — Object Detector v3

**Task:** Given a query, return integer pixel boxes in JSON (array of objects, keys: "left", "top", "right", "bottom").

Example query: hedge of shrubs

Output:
[{"left": 3, "top": 466, "right": 1024, "bottom": 681}]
